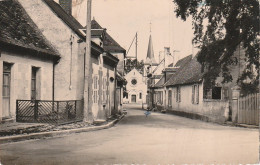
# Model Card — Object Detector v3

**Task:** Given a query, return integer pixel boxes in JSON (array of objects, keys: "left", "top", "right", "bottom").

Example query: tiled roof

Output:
[
  {"left": 175, "top": 55, "right": 193, "bottom": 67},
  {"left": 91, "top": 29, "right": 105, "bottom": 37},
  {"left": 43, "top": 0, "right": 84, "bottom": 39},
  {"left": 153, "top": 76, "right": 165, "bottom": 88},
  {"left": 0, "top": 0, "right": 59, "bottom": 58},
  {"left": 91, "top": 19, "right": 126, "bottom": 54},
  {"left": 165, "top": 56, "right": 204, "bottom": 86}
]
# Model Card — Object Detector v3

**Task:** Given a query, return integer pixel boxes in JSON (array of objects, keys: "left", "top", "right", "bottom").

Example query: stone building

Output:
[
  {"left": 0, "top": 0, "right": 122, "bottom": 122},
  {"left": 123, "top": 68, "right": 147, "bottom": 104},
  {"left": 0, "top": 0, "right": 60, "bottom": 122}
]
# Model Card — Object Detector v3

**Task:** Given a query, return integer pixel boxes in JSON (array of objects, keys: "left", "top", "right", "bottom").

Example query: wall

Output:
[
  {"left": 18, "top": 0, "right": 83, "bottom": 101},
  {"left": 104, "top": 63, "right": 115, "bottom": 115},
  {"left": 0, "top": 51, "right": 54, "bottom": 120},
  {"left": 111, "top": 52, "right": 124, "bottom": 75},
  {"left": 166, "top": 83, "right": 229, "bottom": 124}
]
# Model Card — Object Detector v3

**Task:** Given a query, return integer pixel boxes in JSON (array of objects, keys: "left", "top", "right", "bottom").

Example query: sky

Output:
[{"left": 70, "top": 0, "right": 196, "bottom": 64}]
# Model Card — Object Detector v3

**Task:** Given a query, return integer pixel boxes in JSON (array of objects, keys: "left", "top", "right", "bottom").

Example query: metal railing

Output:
[{"left": 16, "top": 100, "right": 84, "bottom": 125}]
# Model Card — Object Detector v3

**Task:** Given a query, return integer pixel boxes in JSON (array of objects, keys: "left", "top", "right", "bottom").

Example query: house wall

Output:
[
  {"left": 0, "top": 51, "right": 54, "bottom": 120},
  {"left": 111, "top": 52, "right": 124, "bottom": 75},
  {"left": 165, "top": 83, "right": 229, "bottom": 123},
  {"left": 104, "top": 64, "right": 115, "bottom": 115},
  {"left": 18, "top": 0, "right": 84, "bottom": 101}
]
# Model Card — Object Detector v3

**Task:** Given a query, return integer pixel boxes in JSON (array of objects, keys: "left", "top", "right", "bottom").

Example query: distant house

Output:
[
  {"left": 0, "top": 0, "right": 60, "bottom": 122},
  {"left": 123, "top": 68, "right": 147, "bottom": 104}
]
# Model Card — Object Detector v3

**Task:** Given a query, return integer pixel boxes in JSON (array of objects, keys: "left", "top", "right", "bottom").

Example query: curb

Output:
[{"left": 0, "top": 114, "right": 125, "bottom": 144}]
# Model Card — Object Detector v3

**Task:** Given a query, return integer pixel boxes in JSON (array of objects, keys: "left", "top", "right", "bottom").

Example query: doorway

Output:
[
  {"left": 131, "top": 95, "right": 136, "bottom": 103},
  {"left": 2, "top": 63, "right": 12, "bottom": 118}
]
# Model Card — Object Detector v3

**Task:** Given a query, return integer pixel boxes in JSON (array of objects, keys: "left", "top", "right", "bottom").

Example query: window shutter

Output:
[
  {"left": 222, "top": 87, "right": 229, "bottom": 100},
  {"left": 196, "top": 85, "right": 199, "bottom": 104},
  {"left": 178, "top": 87, "right": 181, "bottom": 102},
  {"left": 192, "top": 85, "right": 195, "bottom": 104}
]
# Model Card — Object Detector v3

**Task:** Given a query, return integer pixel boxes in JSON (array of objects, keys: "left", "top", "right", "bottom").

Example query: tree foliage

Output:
[
  {"left": 173, "top": 0, "right": 259, "bottom": 91},
  {"left": 124, "top": 59, "right": 144, "bottom": 74}
]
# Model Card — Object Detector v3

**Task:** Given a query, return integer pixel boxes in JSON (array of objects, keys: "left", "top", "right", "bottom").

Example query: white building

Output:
[{"left": 123, "top": 68, "right": 147, "bottom": 104}]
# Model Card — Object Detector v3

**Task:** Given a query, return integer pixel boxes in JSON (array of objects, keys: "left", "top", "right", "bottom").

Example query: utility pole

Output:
[
  {"left": 135, "top": 32, "right": 138, "bottom": 67},
  {"left": 84, "top": 0, "right": 93, "bottom": 123}
]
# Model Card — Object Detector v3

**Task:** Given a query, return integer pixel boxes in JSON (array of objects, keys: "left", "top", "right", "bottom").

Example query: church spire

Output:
[{"left": 144, "top": 31, "right": 157, "bottom": 66}]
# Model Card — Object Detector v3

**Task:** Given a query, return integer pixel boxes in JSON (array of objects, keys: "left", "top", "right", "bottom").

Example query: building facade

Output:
[
  {"left": 0, "top": 0, "right": 122, "bottom": 122},
  {"left": 123, "top": 69, "right": 147, "bottom": 104}
]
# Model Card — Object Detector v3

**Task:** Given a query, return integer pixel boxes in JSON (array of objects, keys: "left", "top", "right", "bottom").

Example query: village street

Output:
[{"left": 0, "top": 104, "right": 258, "bottom": 165}]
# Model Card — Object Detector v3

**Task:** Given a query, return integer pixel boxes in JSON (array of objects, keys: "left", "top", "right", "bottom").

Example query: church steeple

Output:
[{"left": 144, "top": 34, "right": 157, "bottom": 66}]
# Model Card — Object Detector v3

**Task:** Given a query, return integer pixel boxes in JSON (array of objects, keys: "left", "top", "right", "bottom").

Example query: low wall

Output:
[{"left": 167, "top": 99, "right": 229, "bottom": 124}]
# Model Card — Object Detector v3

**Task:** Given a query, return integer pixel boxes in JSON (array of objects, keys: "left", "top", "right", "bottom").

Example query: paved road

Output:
[{"left": 0, "top": 104, "right": 258, "bottom": 165}]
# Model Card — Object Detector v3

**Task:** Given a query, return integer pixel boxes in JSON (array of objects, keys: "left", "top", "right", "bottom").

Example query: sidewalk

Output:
[{"left": 0, "top": 114, "right": 125, "bottom": 144}]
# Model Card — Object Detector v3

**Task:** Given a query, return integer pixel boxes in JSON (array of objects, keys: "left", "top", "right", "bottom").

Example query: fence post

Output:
[
  {"left": 231, "top": 86, "right": 240, "bottom": 123},
  {"left": 57, "top": 101, "right": 59, "bottom": 125},
  {"left": 16, "top": 100, "right": 19, "bottom": 122},
  {"left": 34, "top": 100, "right": 39, "bottom": 122},
  {"left": 75, "top": 100, "right": 77, "bottom": 118}
]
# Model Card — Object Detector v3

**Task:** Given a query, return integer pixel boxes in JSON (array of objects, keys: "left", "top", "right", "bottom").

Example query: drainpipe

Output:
[
  {"left": 114, "top": 66, "right": 117, "bottom": 115},
  {"left": 52, "top": 62, "right": 55, "bottom": 102}
]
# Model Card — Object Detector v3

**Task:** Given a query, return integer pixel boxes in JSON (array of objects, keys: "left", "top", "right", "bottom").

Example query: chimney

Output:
[{"left": 59, "top": 0, "right": 72, "bottom": 15}]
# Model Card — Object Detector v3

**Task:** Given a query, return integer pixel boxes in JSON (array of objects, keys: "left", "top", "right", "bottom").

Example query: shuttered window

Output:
[
  {"left": 93, "top": 75, "right": 98, "bottom": 103},
  {"left": 168, "top": 90, "right": 172, "bottom": 107},
  {"left": 176, "top": 86, "right": 181, "bottom": 102},
  {"left": 31, "top": 67, "right": 38, "bottom": 100},
  {"left": 192, "top": 85, "right": 199, "bottom": 104}
]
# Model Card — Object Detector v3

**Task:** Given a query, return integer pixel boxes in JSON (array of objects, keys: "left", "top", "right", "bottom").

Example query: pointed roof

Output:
[
  {"left": 144, "top": 35, "right": 157, "bottom": 66},
  {"left": 90, "top": 19, "right": 126, "bottom": 55}
]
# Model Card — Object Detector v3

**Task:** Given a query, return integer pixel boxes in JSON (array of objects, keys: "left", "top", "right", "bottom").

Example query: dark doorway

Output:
[{"left": 131, "top": 95, "right": 136, "bottom": 103}]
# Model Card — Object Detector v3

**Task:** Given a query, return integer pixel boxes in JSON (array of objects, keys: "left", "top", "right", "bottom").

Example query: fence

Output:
[
  {"left": 16, "top": 100, "right": 84, "bottom": 125},
  {"left": 237, "top": 93, "right": 259, "bottom": 126}
]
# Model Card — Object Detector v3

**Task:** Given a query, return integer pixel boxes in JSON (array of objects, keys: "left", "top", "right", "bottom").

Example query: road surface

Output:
[{"left": 0, "top": 104, "right": 258, "bottom": 165}]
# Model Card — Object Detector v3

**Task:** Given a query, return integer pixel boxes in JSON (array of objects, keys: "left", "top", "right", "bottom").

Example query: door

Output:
[
  {"left": 2, "top": 63, "right": 11, "bottom": 118},
  {"left": 131, "top": 95, "right": 136, "bottom": 103}
]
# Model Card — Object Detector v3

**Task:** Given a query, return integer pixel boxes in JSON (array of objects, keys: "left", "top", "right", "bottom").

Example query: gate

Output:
[
  {"left": 16, "top": 100, "right": 84, "bottom": 125},
  {"left": 238, "top": 93, "right": 259, "bottom": 126}
]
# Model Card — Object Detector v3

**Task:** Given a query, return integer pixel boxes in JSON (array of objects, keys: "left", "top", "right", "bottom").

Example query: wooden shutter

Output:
[
  {"left": 192, "top": 85, "right": 195, "bottom": 104},
  {"left": 196, "top": 85, "right": 199, "bottom": 104}
]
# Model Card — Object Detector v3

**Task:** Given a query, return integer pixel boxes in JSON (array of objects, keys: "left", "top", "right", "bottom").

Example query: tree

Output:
[
  {"left": 124, "top": 59, "right": 144, "bottom": 75},
  {"left": 173, "top": 0, "right": 259, "bottom": 92}
]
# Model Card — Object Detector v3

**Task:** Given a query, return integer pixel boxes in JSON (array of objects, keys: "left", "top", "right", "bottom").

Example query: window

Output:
[
  {"left": 93, "top": 75, "right": 98, "bottom": 103},
  {"left": 157, "top": 91, "right": 163, "bottom": 105},
  {"left": 103, "top": 78, "right": 107, "bottom": 103},
  {"left": 168, "top": 90, "right": 172, "bottom": 107},
  {"left": 176, "top": 86, "right": 181, "bottom": 102},
  {"left": 212, "top": 87, "right": 221, "bottom": 99},
  {"left": 204, "top": 86, "right": 228, "bottom": 100},
  {"left": 192, "top": 85, "right": 199, "bottom": 104},
  {"left": 139, "top": 92, "right": 142, "bottom": 99},
  {"left": 131, "top": 79, "right": 137, "bottom": 85},
  {"left": 31, "top": 67, "right": 38, "bottom": 100}
]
